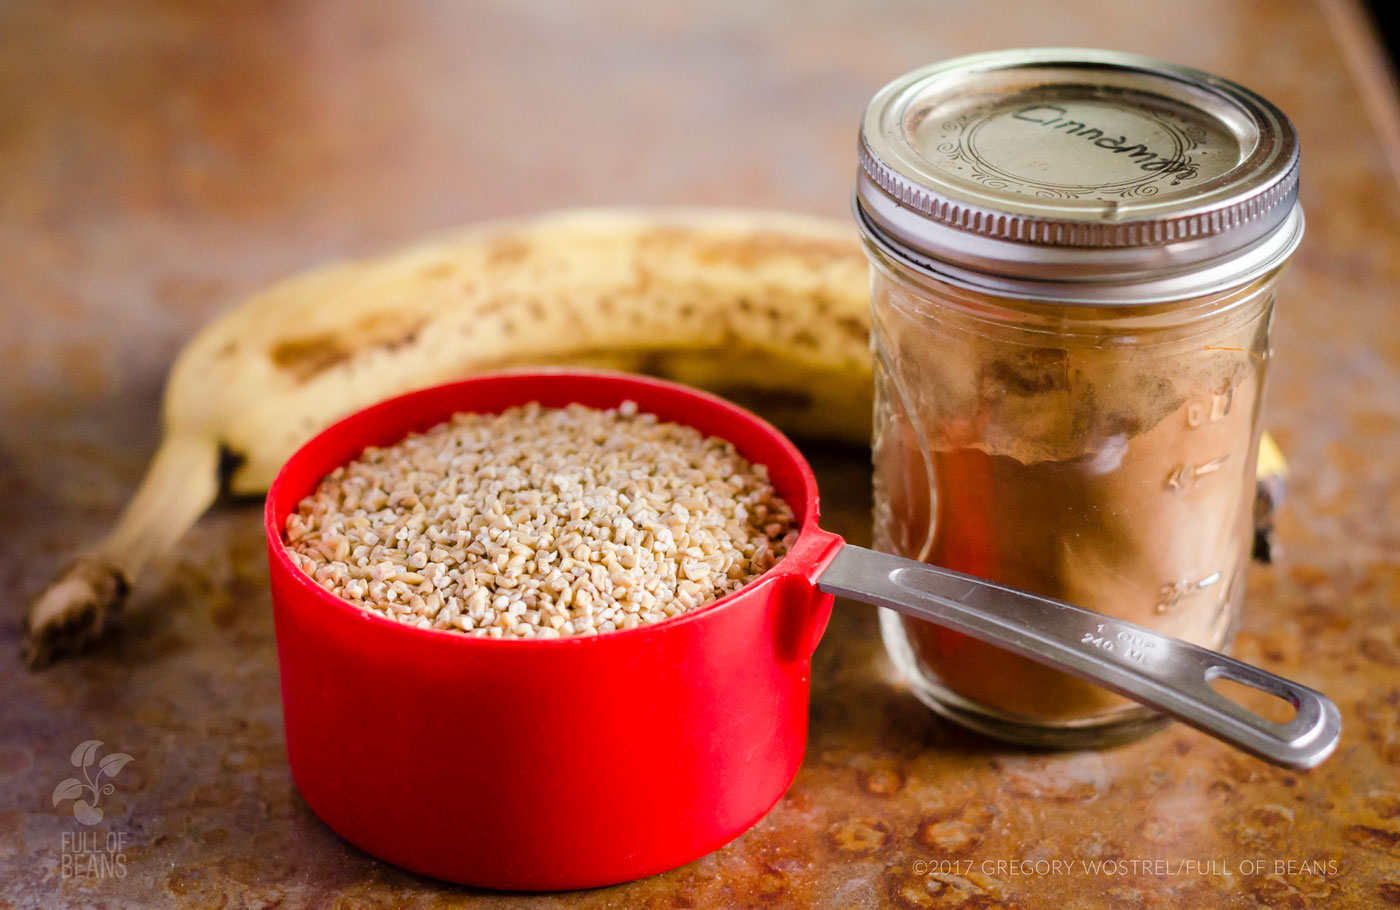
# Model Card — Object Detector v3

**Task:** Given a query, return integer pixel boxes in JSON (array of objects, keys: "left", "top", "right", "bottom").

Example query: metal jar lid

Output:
[{"left": 855, "top": 48, "right": 1303, "bottom": 303}]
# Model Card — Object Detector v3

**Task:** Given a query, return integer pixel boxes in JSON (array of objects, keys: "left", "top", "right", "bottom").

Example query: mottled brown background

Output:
[{"left": 2, "top": 1, "right": 1399, "bottom": 908}]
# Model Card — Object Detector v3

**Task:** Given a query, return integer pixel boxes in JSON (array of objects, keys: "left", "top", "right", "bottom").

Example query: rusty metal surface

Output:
[{"left": 2, "top": 1, "right": 1399, "bottom": 907}]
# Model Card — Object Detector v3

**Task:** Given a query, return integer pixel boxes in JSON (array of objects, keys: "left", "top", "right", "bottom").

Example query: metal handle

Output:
[{"left": 816, "top": 544, "right": 1341, "bottom": 769}]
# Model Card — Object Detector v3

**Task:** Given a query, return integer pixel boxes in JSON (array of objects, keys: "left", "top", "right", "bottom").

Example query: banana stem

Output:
[{"left": 23, "top": 435, "right": 221, "bottom": 667}]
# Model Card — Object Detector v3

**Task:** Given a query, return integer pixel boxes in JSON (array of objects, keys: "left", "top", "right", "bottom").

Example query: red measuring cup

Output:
[{"left": 264, "top": 369, "right": 1338, "bottom": 890}]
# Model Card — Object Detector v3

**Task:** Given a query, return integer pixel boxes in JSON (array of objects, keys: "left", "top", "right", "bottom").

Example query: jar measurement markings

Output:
[
  {"left": 1187, "top": 387, "right": 1234, "bottom": 427},
  {"left": 1165, "top": 454, "right": 1230, "bottom": 491},
  {"left": 1155, "top": 571, "right": 1222, "bottom": 613}
]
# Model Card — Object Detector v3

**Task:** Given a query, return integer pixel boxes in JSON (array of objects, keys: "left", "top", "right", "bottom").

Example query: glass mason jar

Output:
[{"left": 855, "top": 50, "right": 1303, "bottom": 747}]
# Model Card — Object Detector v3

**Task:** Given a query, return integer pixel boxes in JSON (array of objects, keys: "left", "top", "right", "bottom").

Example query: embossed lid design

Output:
[{"left": 856, "top": 49, "right": 1304, "bottom": 302}]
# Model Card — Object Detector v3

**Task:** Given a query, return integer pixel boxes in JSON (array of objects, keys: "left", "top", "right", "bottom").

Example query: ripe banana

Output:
[
  {"left": 22, "top": 206, "right": 1288, "bottom": 666},
  {"left": 23, "top": 208, "right": 874, "bottom": 666}
]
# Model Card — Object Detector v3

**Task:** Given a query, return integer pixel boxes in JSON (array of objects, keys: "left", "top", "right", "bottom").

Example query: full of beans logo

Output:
[{"left": 51, "top": 739, "right": 133, "bottom": 825}]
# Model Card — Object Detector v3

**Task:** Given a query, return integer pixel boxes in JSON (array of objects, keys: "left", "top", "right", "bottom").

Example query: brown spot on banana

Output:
[
  {"left": 640, "top": 226, "right": 861, "bottom": 269},
  {"left": 835, "top": 315, "right": 866, "bottom": 342},
  {"left": 269, "top": 335, "right": 350, "bottom": 379},
  {"left": 270, "top": 315, "right": 431, "bottom": 382},
  {"left": 485, "top": 237, "right": 532, "bottom": 266}
]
